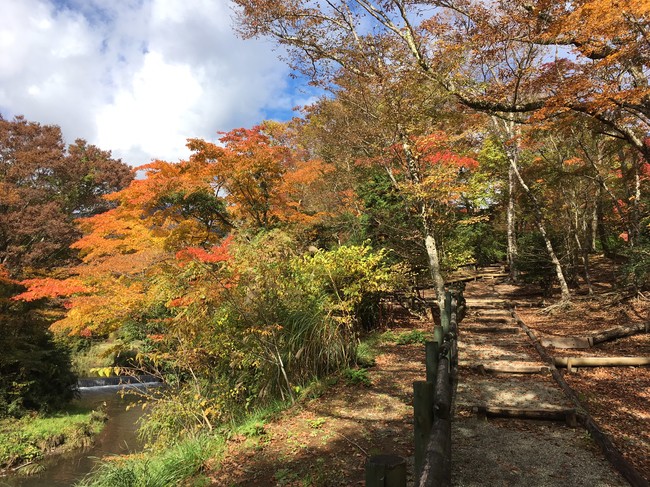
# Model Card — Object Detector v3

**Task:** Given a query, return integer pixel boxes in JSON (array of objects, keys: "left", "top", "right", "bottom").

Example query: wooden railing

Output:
[{"left": 365, "top": 288, "right": 465, "bottom": 487}]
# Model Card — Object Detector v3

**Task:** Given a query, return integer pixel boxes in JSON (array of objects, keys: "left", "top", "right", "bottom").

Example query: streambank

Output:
[{"left": 0, "top": 382, "right": 156, "bottom": 487}]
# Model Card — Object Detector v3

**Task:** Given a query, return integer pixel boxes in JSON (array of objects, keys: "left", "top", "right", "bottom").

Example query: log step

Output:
[
  {"left": 541, "top": 336, "right": 592, "bottom": 349},
  {"left": 554, "top": 356, "right": 650, "bottom": 370},
  {"left": 472, "top": 405, "right": 579, "bottom": 426},
  {"left": 464, "top": 326, "right": 520, "bottom": 334},
  {"left": 472, "top": 362, "right": 550, "bottom": 375},
  {"left": 475, "top": 317, "right": 511, "bottom": 324},
  {"left": 465, "top": 300, "right": 507, "bottom": 308}
]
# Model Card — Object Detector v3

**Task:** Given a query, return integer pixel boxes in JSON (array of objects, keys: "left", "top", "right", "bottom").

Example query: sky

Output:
[{"left": 0, "top": 0, "right": 317, "bottom": 166}]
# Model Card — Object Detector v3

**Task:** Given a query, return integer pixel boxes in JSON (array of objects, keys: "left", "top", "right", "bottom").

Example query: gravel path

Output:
[{"left": 451, "top": 279, "right": 627, "bottom": 486}]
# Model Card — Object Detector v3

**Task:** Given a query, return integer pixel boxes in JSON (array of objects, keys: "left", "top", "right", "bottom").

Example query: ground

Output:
[
  {"left": 510, "top": 257, "right": 649, "bottom": 479},
  {"left": 205, "top": 256, "right": 649, "bottom": 486}
]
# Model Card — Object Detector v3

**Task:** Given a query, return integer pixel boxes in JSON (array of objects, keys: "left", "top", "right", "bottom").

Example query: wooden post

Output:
[
  {"left": 413, "top": 381, "right": 434, "bottom": 480},
  {"left": 366, "top": 454, "right": 407, "bottom": 487},
  {"left": 425, "top": 341, "right": 439, "bottom": 384},
  {"left": 441, "top": 291, "right": 451, "bottom": 334},
  {"left": 433, "top": 325, "right": 444, "bottom": 347}
]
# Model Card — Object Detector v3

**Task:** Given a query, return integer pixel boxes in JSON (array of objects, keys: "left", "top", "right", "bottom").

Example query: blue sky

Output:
[{"left": 0, "top": 0, "right": 318, "bottom": 166}]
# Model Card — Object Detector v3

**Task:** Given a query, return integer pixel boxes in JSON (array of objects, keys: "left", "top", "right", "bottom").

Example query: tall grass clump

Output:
[{"left": 77, "top": 435, "right": 222, "bottom": 487}]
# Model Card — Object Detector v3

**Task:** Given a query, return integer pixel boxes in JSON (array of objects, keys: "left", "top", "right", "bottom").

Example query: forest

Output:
[{"left": 0, "top": 0, "right": 648, "bottom": 484}]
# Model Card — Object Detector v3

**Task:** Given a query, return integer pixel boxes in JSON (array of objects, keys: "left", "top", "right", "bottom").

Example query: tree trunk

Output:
[
  {"left": 507, "top": 163, "right": 518, "bottom": 281},
  {"left": 400, "top": 130, "right": 447, "bottom": 319},
  {"left": 590, "top": 201, "right": 598, "bottom": 252},
  {"left": 590, "top": 322, "right": 649, "bottom": 346},
  {"left": 493, "top": 118, "right": 570, "bottom": 301},
  {"left": 423, "top": 220, "right": 446, "bottom": 318},
  {"left": 508, "top": 159, "right": 571, "bottom": 301},
  {"left": 596, "top": 194, "right": 613, "bottom": 257}
]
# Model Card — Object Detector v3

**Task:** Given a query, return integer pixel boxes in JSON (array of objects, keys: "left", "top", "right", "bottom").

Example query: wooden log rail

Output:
[{"left": 416, "top": 288, "right": 463, "bottom": 487}]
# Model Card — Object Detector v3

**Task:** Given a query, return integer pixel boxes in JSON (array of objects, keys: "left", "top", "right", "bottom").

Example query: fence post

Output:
[
  {"left": 425, "top": 341, "right": 439, "bottom": 384},
  {"left": 413, "top": 380, "right": 434, "bottom": 480},
  {"left": 433, "top": 325, "right": 444, "bottom": 348},
  {"left": 366, "top": 454, "right": 407, "bottom": 487},
  {"left": 441, "top": 290, "right": 452, "bottom": 334}
]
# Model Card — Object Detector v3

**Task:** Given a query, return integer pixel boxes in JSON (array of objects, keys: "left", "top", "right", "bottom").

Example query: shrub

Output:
[{"left": 343, "top": 367, "right": 372, "bottom": 387}]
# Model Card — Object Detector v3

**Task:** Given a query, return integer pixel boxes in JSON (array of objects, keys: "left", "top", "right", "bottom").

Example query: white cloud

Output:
[{"left": 0, "top": 0, "right": 303, "bottom": 166}]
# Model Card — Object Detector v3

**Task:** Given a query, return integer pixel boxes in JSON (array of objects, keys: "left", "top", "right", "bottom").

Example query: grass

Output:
[
  {"left": 0, "top": 406, "right": 106, "bottom": 472},
  {"left": 381, "top": 329, "right": 431, "bottom": 345},
  {"left": 76, "top": 435, "right": 223, "bottom": 487},
  {"left": 78, "top": 401, "right": 288, "bottom": 487},
  {"left": 72, "top": 333, "right": 390, "bottom": 487}
]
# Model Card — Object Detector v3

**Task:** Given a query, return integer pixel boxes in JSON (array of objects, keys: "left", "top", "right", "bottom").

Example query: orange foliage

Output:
[
  {"left": 188, "top": 125, "right": 329, "bottom": 229},
  {"left": 13, "top": 278, "right": 89, "bottom": 302}
]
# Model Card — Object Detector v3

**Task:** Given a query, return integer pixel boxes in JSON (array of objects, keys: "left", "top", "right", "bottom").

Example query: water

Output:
[{"left": 0, "top": 383, "right": 155, "bottom": 487}]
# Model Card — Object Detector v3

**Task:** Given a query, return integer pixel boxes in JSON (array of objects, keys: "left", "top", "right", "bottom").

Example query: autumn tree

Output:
[
  {"left": 187, "top": 124, "right": 330, "bottom": 232},
  {"left": 0, "top": 114, "right": 130, "bottom": 416},
  {"left": 18, "top": 124, "right": 332, "bottom": 337},
  {"left": 234, "top": 2, "right": 490, "bottom": 311},
  {"left": 233, "top": 0, "right": 650, "bottom": 302},
  {"left": 0, "top": 115, "right": 133, "bottom": 276},
  {"left": 16, "top": 125, "right": 406, "bottom": 436}
]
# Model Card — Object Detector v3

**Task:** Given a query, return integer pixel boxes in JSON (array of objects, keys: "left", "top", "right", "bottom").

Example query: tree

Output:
[
  {"left": 17, "top": 124, "right": 332, "bottom": 337},
  {"left": 0, "top": 115, "right": 133, "bottom": 276},
  {"left": 187, "top": 124, "right": 330, "bottom": 231}
]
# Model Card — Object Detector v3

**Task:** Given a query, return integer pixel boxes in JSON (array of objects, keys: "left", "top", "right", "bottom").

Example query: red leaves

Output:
[{"left": 175, "top": 235, "right": 234, "bottom": 265}]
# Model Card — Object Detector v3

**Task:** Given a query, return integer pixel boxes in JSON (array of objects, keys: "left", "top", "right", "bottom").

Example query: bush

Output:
[
  {"left": 395, "top": 330, "right": 429, "bottom": 345},
  {"left": 129, "top": 231, "right": 406, "bottom": 444}
]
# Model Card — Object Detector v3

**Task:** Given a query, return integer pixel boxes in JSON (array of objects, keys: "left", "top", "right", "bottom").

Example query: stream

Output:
[{"left": 0, "top": 383, "right": 155, "bottom": 487}]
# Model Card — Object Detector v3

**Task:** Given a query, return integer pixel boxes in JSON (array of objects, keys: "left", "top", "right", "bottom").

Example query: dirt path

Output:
[{"left": 452, "top": 278, "right": 627, "bottom": 486}]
